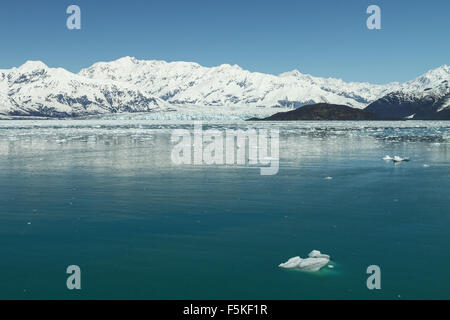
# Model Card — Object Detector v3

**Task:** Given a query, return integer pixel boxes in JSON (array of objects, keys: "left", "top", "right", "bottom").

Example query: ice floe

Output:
[
  {"left": 382, "top": 155, "right": 409, "bottom": 162},
  {"left": 279, "top": 250, "right": 331, "bottom": 272},
  {"left": 393, "top": 156, "right": 409, "bottom": 162}
]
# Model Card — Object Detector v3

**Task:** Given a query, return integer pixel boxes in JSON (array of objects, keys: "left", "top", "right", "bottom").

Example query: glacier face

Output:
[{"left": 0, "top": 57, "right": 449, "bottom": 119}]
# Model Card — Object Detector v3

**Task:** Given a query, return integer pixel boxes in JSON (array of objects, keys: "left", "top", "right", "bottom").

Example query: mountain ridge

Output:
[
  {"left": 247, "top": 103, "right": 382, "bottom": 121},
  {"left": 0, "top": 57, "right": 449, "bottom": 118},
  {"left": 366, "top": 67, "right": 449, "bottom": 120}
]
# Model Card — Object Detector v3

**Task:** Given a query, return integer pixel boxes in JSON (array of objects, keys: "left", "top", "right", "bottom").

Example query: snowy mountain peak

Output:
[
  {"left": 396, "top": 65, "right": 449, "bottom": 96},
  {"left": 215, "top": 63, "right": 243, "bottom": 71},
  {"left": 279, "top": 69, "right": 303, "bottom": 78},
  {"left": 366, "top": 65, "right": 450, "bottom": 120},
  {"left": 109, "top": 56, "right": 142, "bottom": 66},
  {"left": 17, "top": 60, "right": 48, "bottom": 72},
  {"left": 413, "top": 65, "right": 450, "bottom": 83},
  {"left": 119, "top": 56, "right": 138, "bottom": 62}
]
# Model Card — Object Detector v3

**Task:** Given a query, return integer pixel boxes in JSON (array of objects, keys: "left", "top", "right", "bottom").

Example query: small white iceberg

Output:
[
  {"left": 308, "top": 250, "right": 330, "bottom": 259},
  {"left": 393, "top": 156, "right": 409, "bottom": 163},
  {"left": 382, "top": 155, "right": 409, "bottom": 162},
  {"left": 279, "top": 250, "right": 331, "bottom": 272}
]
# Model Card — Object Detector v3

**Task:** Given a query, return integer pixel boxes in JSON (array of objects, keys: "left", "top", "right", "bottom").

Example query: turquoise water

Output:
[{"left": 0, "top": 120, "right": 449, "bottom": 299}]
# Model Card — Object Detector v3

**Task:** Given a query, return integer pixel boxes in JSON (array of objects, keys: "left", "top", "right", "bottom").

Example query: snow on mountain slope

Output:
[
  {"left": 1, "top": 57, "right": 448, "bottom": 119},
  {"left": 0, "top": 61, "right": 168, "bottom": 117},
  {"left": 78, "top": 57, "right": 401, "bottom": 109},
  {"left": 366, "top": 65, "right": 450, "bottom": 119},
  {"left": 400, "top": 65, "right": 449, "bottom": 93}
]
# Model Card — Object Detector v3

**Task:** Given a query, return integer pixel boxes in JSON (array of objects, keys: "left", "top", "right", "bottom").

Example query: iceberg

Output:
[
  {"left": 308, "top": 250, "right": 330, "bottom": 259},
  {"left": 382, "top": 155, "right": 409, "bottom": 162},
  {"left": 393, "top": 156, "right": 409, "bottom": 162},
  {"left": 279, "top": 256, "right": 303, "bottom": 269},
  {"left": 279, "top": 250, "right": 331, "bottom": 272}
]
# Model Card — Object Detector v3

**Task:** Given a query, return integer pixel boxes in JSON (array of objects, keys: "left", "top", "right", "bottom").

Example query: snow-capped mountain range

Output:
[
  {"left": 0, "top": 57, "right": 449, "bottom": 118},
  {"left": 0, "top": 60, "right": 168, "bottom": 117},
  {"left": 366, "top": 65, "right": 450, "bottom": 120}
]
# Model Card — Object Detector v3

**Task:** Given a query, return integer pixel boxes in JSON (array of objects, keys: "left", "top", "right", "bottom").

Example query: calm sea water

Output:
[{"left": 0, "top": 120, "right": 449, "bottom": 299}]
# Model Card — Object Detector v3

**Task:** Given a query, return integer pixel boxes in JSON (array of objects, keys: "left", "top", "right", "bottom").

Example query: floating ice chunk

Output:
[
  {"left": 279, "top": 256, "right": 302, "bottom": 269},
  {"left": 297, "top": 257, "right": 330, "bottom": 272},
  {"left": 423, "top": 164, "right": 430, "bottom": 168},
  {"left": 383, "top": 155, "right": 409, "bottom": 162},
  {"left": 279, "top": 250, "right": 331, "bottom": 272},
  {"left": 324, "top": 176, "right": 333, "bottom": 180},
  {"left": 393, "top": 156, "right": 409, "bottom": 162},
  {"left": 308, "top": 250, "right": 330, "bottom": 259}
]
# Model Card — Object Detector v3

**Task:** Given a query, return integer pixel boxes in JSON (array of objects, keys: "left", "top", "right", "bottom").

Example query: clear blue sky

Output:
[{"left": 0, "top": 0, "right": 448, "bottom": 83}]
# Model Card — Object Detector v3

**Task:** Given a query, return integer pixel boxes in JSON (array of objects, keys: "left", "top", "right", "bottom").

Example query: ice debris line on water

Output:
[{"left": 279, "top": 250, "right": 331, "bottom": 272}]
